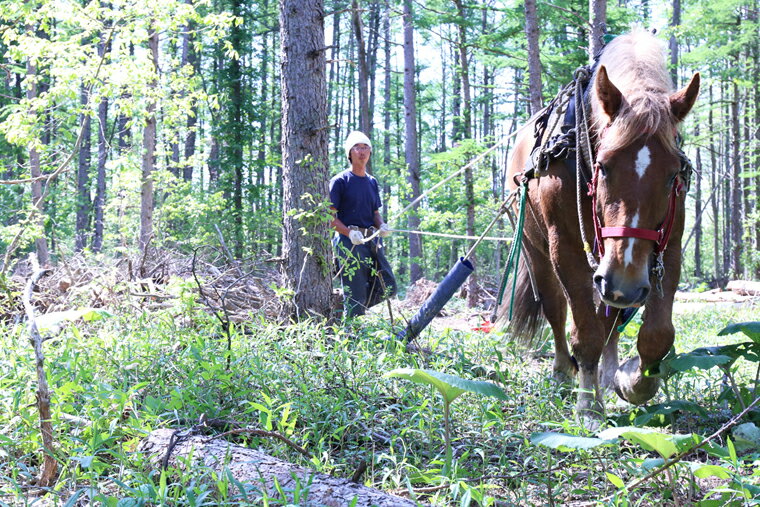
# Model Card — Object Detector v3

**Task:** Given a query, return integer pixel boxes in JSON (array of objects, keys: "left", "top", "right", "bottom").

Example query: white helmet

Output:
[{"left": 344, "top": 130, "right": 372, "bottom": 161}]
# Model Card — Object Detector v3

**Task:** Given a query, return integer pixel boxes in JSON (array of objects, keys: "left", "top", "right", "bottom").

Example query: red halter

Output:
[{"left": 587, "top": 161, "right": 684, "bottom": 258}]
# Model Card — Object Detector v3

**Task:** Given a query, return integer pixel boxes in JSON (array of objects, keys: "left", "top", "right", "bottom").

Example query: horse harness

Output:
[{"left": 521, "top": 64, "right": 694, "bottom": 298}]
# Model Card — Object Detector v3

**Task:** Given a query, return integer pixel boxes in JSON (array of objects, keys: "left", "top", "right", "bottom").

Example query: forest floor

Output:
[{"left": 2, "top": 251, "right": 759, "bottom": 505}]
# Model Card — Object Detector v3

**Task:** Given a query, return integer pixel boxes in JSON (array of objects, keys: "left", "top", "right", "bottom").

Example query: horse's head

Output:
[{"left": 590, "top": 65, "right": 700, "bottom": 308}]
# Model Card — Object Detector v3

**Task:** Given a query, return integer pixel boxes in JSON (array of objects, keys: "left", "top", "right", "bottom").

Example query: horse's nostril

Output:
[{"left": 593, "top": 274, "right": 607, "bottom": 295}]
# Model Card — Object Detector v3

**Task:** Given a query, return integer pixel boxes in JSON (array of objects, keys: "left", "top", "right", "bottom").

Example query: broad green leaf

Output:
[
  {"left": 530, "top": 432, "right": 613, "bottom": 452},
  {"left": 641, "top": 457, "right": 665, "bottom": 470},
  {"left": 691, "top": 464, "right": 731, "bottom": 479},
  {"left": 606, "top": 472, "right": 625, "bottom": 489},
  {"left": 598, "top": 426, "right": 656, "bottom": 440},
  {"left": 667, "top": 348, "right": 734, "bottom": 371},
  {"left": 718, "top": 322, "right": 760, "bottom": 343},
  {"left": 621, "top": 430, "right": 678, "bottom": 459},
  {"left": 384, "top": 368, "right": 507, "bottom": 403},
  {"left": 631, "top": 400, "right": 707, "bottom": 425}
]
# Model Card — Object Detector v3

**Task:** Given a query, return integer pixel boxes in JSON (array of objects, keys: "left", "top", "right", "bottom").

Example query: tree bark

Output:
[
  {"left": 730, "top": 78, "right": 743, "bottom": 276},
  {"left": 140, "top": 23, "right": 159, "bottom": 251},
  {"left": 140, "top": 429, "right": 418, "bottom": 506},
  {"left": 693, "top": 123, "right": 702, "bottom": 278},
  {"left": 452, "top": 0, "right": 477, "bottom": 308},
  {"left": 588, "top": 0, "right": 606, "bottom": 61},
  {"left": 229, "top": 0, "right": 245, "bottom": 257},
  {"left": 351, "top": 0, "right": 371, "bottom": 137},
  {"left": 709, "top": 84, "right": 719, "bottom": 280},
  {"left": 26, "top": 43, "right": 50, "bottom": 266},
  {"left": 280, "top": 0, "right": 333, "bottom": 320},
  {"left": 669, "top": 0, "right": 680, "bottom": 87},
  {"left": 75, "top": 82, "right": 91, "bottom": 252},
  {"left": 523, "top": 0, "right": 542, "bottom": 115},
  {"left": 182, "top": 0, "right": 197, "bottom": 183},
  {"left": 92, "top": 30, "right": 111, "bottom": 253},
  {"left": 403, "top": 0, "right": 423, "bottom": 284}
]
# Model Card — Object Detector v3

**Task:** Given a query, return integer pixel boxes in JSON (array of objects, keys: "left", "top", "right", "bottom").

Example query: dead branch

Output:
[{"left": 21, "top": 253, "right": 57, "bottom": 488}]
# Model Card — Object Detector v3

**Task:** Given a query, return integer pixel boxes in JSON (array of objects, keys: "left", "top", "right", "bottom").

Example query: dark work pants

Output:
[{"left": 333, "top": 234, "right": 397, "bottom": 317}]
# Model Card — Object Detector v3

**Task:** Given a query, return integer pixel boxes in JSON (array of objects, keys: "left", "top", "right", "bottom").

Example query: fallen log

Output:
[
  {"left": 727, "top": 280, "right": 760, "bottom": 297},
  {"left": 139, "top": 429, "right": 420, "bottom": 506}
]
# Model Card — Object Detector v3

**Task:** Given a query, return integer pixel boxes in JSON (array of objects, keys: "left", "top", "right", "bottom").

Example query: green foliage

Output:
[
  {"left": 385, "top": 367, "right": 507, "bottom": 404},
  {"left": 1, "top": 303, "right": 759, "bottom": 504}
]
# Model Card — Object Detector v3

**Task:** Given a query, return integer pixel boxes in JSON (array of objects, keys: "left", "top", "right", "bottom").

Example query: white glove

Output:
[
  {"left": 348, "top": 230, "right": 364, "bottom": 245},
  {"left": 379, "top": 224, "right": 391, "bottom": 238}
]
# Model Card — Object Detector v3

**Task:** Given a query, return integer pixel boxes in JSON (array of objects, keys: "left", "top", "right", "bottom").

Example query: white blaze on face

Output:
[
  {"left": 623, "top": 211, "right": 640, "bottom": 267},
  {"left": 635, "top": 145, "right": 651, "bottom": 179}
]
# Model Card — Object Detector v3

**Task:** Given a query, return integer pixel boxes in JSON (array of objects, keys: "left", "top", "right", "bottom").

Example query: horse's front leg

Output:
[
  {"left": 550, "top": 244, "right": 607, "bottom": 428},
  {"left": 568, "top": 313, "right": 606, "bottom": 429},
  {"left": 615, "top": 247, "right": 681, "bottom": 405}
]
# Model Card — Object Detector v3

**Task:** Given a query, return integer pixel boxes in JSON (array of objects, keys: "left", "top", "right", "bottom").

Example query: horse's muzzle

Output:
[{"left": 593, "top": 272, "right": 650, "bottom": 308}]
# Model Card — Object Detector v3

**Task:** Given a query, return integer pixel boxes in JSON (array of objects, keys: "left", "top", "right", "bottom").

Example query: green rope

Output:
[
  {"left": 616, "top": 307, "right": 640, "bottom": 333},
  {"left": 496, "top": 181, "right": 529, "bottom": 320}
]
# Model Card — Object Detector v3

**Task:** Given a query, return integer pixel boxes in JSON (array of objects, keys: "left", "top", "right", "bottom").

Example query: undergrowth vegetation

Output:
[{"left": 1, "top": 298, "right": 759, "bottom": 505}]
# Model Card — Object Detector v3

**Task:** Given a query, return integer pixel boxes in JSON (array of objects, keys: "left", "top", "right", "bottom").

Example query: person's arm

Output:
[
  {"left": 373, "top": 210, "right": 385, "bottom": 229},
  {"left": 331, "top": 210, "right": 352, "bottom": 237}
]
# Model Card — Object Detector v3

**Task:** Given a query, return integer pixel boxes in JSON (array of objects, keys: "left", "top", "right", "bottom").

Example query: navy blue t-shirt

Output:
[{"left": 329, "top": 169, "right": 382, "bottom": 228}]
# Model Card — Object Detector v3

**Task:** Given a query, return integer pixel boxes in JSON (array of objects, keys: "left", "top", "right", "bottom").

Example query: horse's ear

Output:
[
  {"left": 670, "top": 72, "right": 700, "bottom": 122},
  {"left": 595, "top": 65, "right": 623, "bottom": 120}
]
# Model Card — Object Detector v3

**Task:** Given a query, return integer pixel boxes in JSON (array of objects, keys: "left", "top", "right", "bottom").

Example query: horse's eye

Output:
[{"left": 598, "top": 163, "right": 608, "bottom": 177}]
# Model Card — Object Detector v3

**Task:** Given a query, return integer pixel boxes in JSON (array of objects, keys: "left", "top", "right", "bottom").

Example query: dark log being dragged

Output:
[{"left": 140, "top": 429, "right": 420, "bottom": 506}]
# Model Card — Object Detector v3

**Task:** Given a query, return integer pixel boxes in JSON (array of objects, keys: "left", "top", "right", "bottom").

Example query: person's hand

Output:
[
  {"left": 349, "top": 230, "right": 364, "bottom": 245},
  {"left": 379, "top": 224, "right": 391, "bottom": 237}
]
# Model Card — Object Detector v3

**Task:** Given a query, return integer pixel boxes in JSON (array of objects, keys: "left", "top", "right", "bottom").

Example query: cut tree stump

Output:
[{"left": 139, "top": 429, "right": 421, "bottom": 506}]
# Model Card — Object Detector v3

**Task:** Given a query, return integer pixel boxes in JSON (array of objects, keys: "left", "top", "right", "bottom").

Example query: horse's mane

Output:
[{"left": 590, "top": 30, "right": 678, "bottom": 153}]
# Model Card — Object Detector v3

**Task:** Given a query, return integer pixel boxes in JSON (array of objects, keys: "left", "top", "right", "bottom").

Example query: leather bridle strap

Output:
[{"left": 589, "top": 161, "right": 683, "bottom": 257}]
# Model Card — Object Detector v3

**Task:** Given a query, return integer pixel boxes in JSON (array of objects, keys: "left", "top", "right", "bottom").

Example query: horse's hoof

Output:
[
  {"left": 578, "top": 412, "right": 603, "bottom": 432},
  {"left": 576, "top": 395, "right": 605, "bottom": 432},
  {"left": 614, "top": 357, "right": 661, "bottom": 405},
  {"left": 552, "top": 368, "right": 575, "bottom": 386}
]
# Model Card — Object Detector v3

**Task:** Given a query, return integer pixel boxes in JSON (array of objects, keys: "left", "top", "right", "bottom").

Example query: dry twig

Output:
[{"left": 21, "top": 253, "right": 57, "bottom": 488}]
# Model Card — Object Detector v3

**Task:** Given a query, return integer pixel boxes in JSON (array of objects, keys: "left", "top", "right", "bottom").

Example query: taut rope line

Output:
[{"left": 354, "top": 123, "right": 533, "bottom": 247}]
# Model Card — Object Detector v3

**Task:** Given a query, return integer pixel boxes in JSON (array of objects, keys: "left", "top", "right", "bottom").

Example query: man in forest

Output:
[{"left": 330, "top": 131, "right": 397, "bottom": 318}]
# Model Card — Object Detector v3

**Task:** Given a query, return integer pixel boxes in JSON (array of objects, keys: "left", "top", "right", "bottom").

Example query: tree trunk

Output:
[
  {"left": 255, "top": 0, "right": 269, "bottom": 219},
  {"left": 182, "top": 1, "right": 197, "bottom": 183},
  {"left": 402, "top": 0, "right": 423, "bottom": 284},
  {"left": 26, "top": 45, "right": 50, "bottom": 266},
  {"left": 523, "top": 0, "right": 542, "bottom": 115},
  {"left": 140, "top": 23, "right": 159, "bottom": 251},
  {"left": 452, "top": 46, "right": 462, "bottom": 142},
  {"left": 709, "top": 84, "right": 719, "bottom": 280},
  {"left": 229, "top": 0, "right": 245, "bottom": 257},
  {"left": 669, "top": 0, "right": 680, "bottom": 87},
  {"left": 140, "top": 429, "right": 418, "bottom": 507},
  {"left": 93, "top": 30, "right": 111, "bottom": 253},
  {"left": 452, "top": 0, "right": 477, "bottom": 308},
  {"left": 351, "top": 0, "right": 371, "bottom": 137},
  {"left": 730, "top": 78, "right": 743, "bottom": 276},
  {"left": 588, "top": 0, "right": 606, "bottom": 61},
  {"left": 693, "top": 124, "right": 702, "bottom": 278},
  {"left": 280, "top": 0, "right": 333, "bottom": 320},
  {"left": 367, "top": 2, "right": 381, "bottom": 132},
  {"left": 75, "top": 82, "right": 91, "bottom": 252},
  {"left": 439, "top": 39, "right": 447, "bottom": 152}
]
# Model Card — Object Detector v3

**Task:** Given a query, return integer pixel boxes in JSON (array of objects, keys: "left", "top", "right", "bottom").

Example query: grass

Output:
[{"left": 0, "top": 295, "right": 758, "bottom": 505}]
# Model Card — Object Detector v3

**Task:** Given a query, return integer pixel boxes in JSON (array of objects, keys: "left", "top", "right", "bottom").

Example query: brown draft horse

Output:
[{"left": 498, "top": 31, "right": 700, "bottom": 428}]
